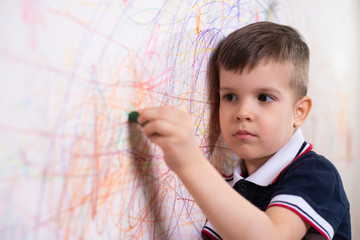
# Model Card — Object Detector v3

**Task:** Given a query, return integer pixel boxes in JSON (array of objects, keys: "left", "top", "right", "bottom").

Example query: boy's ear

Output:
[{"left": 293, "top": 96, "right": 312, "bottom": 128}]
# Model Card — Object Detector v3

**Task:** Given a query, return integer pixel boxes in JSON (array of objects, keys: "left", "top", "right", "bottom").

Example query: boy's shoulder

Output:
[
  {"left": 288, "top": 150, "right": 337, "bottom": 171},
  {"left": 270, "top": 150, "right": 351, "bottom": 239},
  {"left": 276, "top": 149, "right": 349, "bottom": 207},
  {"left": 285, "top": 150, "right": 341, "bottom": 180}
]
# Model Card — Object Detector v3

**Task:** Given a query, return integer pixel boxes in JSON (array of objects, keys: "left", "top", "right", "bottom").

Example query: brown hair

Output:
[{"left": 206, "top": 21, "right": 310, "bottom": 153}]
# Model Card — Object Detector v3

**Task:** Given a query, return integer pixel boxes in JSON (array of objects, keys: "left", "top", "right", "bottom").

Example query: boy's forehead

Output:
[
  {"left": 219, "top": 59, "right": 293, "bottom": 82},
  {"left": 219, "top": 58, "right": 293, "bottom": 75},
  {"left": 218, "top": 60, "right": 295, "bottom": 94}
]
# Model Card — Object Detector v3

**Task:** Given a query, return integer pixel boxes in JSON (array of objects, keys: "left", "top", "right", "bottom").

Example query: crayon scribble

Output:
[{"left": 0, "top": 0, "right": 357, "bottom": 239}]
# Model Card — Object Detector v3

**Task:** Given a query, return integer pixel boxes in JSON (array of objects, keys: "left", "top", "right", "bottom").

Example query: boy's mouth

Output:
[{"left": 233, "top": 130, "right": 255, "bottom": 139}]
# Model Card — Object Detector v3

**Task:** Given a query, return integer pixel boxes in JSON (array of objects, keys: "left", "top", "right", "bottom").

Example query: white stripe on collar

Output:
[{"left": 230, "top": 128, "right": 306, "bottom": 187}]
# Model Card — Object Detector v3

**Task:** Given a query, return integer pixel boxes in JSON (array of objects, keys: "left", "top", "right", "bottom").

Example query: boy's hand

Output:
[{"left": 137, "top": 107, "right": 203, "bottom": 173}]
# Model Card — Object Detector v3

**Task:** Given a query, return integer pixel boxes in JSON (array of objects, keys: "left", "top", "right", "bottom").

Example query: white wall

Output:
[
  {"left": 276, "top": 0, "right": 360, "bottom": 236},
  {"left": 0, "top": 0, "right": 358, "bottom": 238}
]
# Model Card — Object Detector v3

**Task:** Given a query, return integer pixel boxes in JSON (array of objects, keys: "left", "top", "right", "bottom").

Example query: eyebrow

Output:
[
  {"left": 219, "top": 86, "right": 282, "bottom": 95},
  {"left": 218, "top": 86, "right": 234, "bottom": 92},
  {"left": 257, "top": 87, "right": 282, "bottom": 95}
]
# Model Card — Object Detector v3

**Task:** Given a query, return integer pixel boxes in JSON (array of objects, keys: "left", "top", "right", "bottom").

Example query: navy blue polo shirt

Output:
[{"left": 202, "top": 129, "right": 351, "bottom": 240}]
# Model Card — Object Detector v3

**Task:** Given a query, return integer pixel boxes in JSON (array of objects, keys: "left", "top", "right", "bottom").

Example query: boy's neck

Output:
[{"left": 243, "top": 153, "right": 274, "bottom": 176}]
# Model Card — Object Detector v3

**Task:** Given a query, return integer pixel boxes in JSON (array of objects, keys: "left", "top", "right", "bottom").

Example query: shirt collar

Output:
[{"left": 231, "top": 128, "right": 306, "bottom": 187}]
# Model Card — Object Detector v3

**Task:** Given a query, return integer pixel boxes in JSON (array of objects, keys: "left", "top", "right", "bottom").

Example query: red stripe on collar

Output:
[{"left": 271, "top": 143, "right": 313, "bottom": 184}]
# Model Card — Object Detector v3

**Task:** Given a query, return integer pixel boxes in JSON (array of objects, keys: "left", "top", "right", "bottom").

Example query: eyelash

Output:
[
  {"left": 258, "top": 94, "right": 275, "bottom": 103},
  {"left": 222, "top": 94, "right": 237, "bottom": 102},
  {"left": 221, "top": 93, "right": 275, "bottom": 103}
]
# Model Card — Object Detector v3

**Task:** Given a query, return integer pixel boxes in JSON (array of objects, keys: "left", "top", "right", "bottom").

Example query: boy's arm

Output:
[
  {"left": 137, "top": 107, "right": 310, "bottom": 240},
  {"left": 179, "top": 155, "right": 310, "bottom": 240}
]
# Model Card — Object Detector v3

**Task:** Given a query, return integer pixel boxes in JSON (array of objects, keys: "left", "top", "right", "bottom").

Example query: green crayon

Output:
[{"left": 128, "top": 111, "right": 139, "bottom": 123}]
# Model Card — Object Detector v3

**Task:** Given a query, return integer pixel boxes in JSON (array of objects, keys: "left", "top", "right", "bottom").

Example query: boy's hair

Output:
[{"left": 206, "top": 21, "right": 310, "bottom": 153}]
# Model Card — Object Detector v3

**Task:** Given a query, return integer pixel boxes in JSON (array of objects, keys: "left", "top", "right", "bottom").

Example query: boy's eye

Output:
[
  {"left": 223, "top": 94, "right": 237, "bottom": 102},
  {"left": 258, "top": 94, "right": 274, "bottom": 102},
  {"left": 224, "top": 94, "right": 236, "bottom": 102}
]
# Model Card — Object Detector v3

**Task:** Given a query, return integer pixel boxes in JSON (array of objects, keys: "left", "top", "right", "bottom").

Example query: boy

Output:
[{"left": 135, "top": 22, "right": 351, "bottom": 239}]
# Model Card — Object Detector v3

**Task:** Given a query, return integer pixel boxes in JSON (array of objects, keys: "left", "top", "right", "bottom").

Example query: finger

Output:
[
  {"left": 138, "top": 107, "right": 181, "bottom": 126},
  {"left": 142, "top": 119, "right": 175, "bottom": 138}
]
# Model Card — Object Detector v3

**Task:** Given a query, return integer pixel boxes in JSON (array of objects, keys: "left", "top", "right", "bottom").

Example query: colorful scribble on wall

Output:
[{"left": 1, "top": 0, "right": 358, "bottom": 239}]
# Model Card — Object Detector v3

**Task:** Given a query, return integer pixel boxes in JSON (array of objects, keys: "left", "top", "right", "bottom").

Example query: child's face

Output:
[{"left": 219, "top": 60, "right": 297, "bottom": 168}]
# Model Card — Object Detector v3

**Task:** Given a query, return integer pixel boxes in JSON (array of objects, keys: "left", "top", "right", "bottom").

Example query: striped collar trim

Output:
[{"left": 229, "top": 128, "right": 312, "bottom": 187}]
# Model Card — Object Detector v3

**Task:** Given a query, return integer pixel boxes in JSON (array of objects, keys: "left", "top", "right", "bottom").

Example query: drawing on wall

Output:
[{"left": 0, "top": 0, "right": 358, "bottom": 239}]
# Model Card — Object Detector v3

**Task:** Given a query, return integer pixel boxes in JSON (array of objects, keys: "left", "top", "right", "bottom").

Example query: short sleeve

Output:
[{"left": 268, "top": 152, "right": 350, "bottom": 240}]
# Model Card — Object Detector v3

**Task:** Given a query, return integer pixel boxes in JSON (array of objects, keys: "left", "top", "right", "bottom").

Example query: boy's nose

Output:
[
  {"left": 236, "top": 112, "right": 254, "bottom": 121},
  {"left": 235, "top": 103, "right": 254, "bottom": 121}
]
